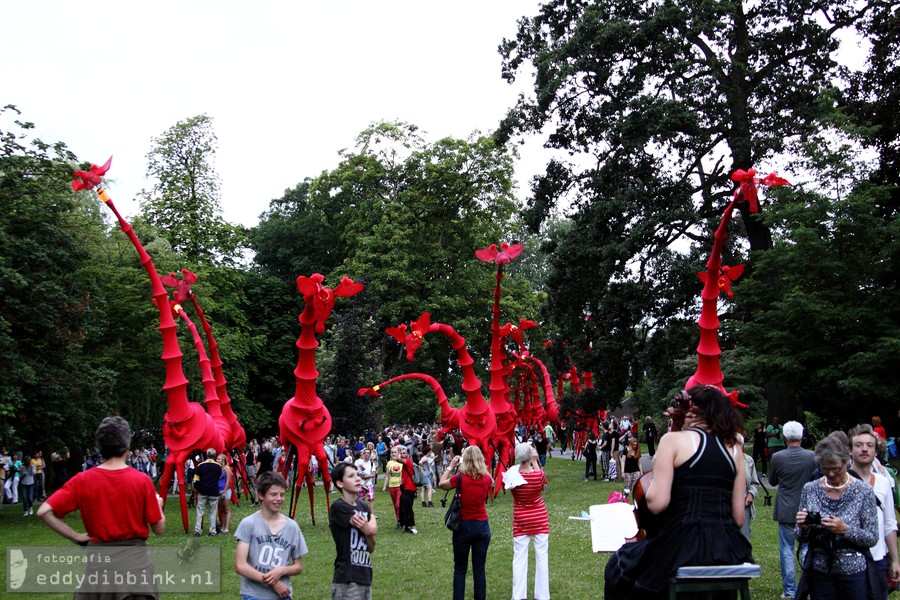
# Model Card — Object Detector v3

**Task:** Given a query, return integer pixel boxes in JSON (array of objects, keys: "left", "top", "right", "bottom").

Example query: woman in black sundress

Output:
[{"left": 604, "top": 386, "right": 751, "bottom": 599}]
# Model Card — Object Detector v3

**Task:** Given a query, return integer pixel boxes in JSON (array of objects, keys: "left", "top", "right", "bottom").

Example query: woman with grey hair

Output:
[
  {"left": 796, "top": 435, "right": 879, "bottom": 599},
  {"left": 507, "top": 441, "right": 550, "bottom": 600}
]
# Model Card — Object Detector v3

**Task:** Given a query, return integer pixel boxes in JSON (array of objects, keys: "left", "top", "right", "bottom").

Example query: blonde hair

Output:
[{"left": 458, "top": 445, "right": 488, "bottom": 478}]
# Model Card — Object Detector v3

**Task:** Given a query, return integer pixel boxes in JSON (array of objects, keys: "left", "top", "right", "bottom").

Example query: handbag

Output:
[{"left": 444, "top": 474, "right": 463, "bottom": 531}]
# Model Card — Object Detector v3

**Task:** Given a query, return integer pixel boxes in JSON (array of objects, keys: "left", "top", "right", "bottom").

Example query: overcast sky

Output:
[
  {"left": 5, "top": 1, "right": 546, "bottom": 226},
  {"left": 6, "top": 2, "right": 870, "bottom": 229}
]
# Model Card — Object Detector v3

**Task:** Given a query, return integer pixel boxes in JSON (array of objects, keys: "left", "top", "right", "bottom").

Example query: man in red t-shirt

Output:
[
  {"left": 38, "top": 417, "right": 165, "bottom": 597},
  {"left": 38, "top": 416, "right": 165, "bottom": 543}
]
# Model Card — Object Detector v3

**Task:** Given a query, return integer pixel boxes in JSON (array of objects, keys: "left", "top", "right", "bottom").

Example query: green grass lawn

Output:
[{"left": 0, "top": 451, "right": 788, "bottom": 599}]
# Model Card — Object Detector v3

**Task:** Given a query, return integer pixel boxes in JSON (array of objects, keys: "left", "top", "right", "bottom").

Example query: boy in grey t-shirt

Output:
[{"left": 235, "top": 472, "right": 307, "bottom": 599}]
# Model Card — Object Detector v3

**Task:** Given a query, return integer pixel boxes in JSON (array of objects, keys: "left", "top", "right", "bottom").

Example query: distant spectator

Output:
[{"left": 872, "top": 416, "right": 887, "bottom": 441}]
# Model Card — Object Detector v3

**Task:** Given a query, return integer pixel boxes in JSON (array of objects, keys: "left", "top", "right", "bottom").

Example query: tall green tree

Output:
[
  {"left": 249, "top": 122, "right": 543, "bottom": 428},
  {"left": 733, "top": 178, "right": 899, "bottom": 427},
  {"left": 496, "top": 0, "right": 887, "bottom": 409},
  {"left": 140, "top": 114, "right": 244, "bottom": 265},
  {"left": 0, "top": 107, "right": 115, "bottom": 450}
]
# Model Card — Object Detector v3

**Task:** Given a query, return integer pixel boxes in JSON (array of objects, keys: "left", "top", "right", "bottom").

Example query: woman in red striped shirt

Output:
[{"left": 510, "top": 441, "right": 549, "bottom": 600}]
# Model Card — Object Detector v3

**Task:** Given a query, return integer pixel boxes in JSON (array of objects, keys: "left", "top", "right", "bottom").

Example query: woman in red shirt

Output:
[
  {"left": 872, "top": 415, "right": 887, "bottom": 441},
  {"left": 509, "top": 442, "right": 549, "bottom": 600},
  {"left": 439, "top": 445, "right": 493, "bottom": 600}
]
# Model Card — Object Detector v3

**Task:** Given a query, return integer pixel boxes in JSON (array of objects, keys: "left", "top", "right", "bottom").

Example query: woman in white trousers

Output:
[{"left": 507, "top": 441, "right": 550, "bottom": 600}]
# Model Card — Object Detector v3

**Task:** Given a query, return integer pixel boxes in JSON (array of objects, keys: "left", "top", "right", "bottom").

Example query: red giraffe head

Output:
[
  {"left": 160, "top": 269, "right": 198, "bottom": 303},
  {"left": 698, "top": 264, "right": 745, "bottom": 300},
  {"left": 71, "top": 157, "right": 112, "bottom": 191},
  {"left": 730, "top": 168, "right": 791, "bottom": 213},
  {"left": 499, "top": 318, "right": 537, "bottom": 348},
  {"left": 475, "top": 242, "right": 524, "bottom": 266},
  {"left": 386, "top": 312, "right": 432, "bottom": 361},
  {"left": 296, "top": 274, "right": 364, "bottom": 333}
]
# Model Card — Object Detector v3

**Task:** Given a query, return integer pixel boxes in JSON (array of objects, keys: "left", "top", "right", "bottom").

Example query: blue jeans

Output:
[
  {"left": 807, "top": 569, "right": 867, "bottom": 600},
  {"left": 778, "top": 523, "right": 798, "bottom": 597},
  {"left": 453, "top": 519, "right": 491, "bottom": 600}
]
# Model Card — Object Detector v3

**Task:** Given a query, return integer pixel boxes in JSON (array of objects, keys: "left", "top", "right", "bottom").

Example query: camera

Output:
[{"left": 805, "top": 511, "right": 822, "bottom": 525}]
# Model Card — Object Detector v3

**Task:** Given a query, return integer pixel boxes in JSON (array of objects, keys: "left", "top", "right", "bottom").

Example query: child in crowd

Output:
[
  {"left": 235, "top": 472, "right": 307, "bottom": 599},
  {"left": 330, "top": 462, "right": 377, "bottom": 600}
]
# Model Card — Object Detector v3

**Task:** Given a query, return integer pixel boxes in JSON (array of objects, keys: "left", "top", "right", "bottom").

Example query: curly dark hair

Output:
[{"left": 686, "top": 386, "right": 743, "bottom": 445}]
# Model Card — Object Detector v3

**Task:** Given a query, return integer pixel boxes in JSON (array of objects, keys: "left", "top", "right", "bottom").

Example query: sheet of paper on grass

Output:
[{"left": 583, "top": 503, "right": 638, "bottom": 552}]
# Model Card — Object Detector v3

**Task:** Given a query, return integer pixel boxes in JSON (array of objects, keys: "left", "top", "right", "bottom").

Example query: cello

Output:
[{"left": 627, "top": 390, "right": 692, "bottom": 541}]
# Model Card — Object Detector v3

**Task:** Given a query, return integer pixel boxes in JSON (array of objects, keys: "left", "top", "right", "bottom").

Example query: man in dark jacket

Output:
[
  {"left": 768, "top": 421, "right": 816, "bottom": 600},
  {"left": 193, "top": 448, "right": 223, "bottom": 537}
]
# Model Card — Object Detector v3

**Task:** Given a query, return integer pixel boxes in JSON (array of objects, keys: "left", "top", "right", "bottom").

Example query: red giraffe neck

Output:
[
  {"left": 189, "top": 295, "right": 247, "bottom": 448},
  {"left": 427, "top": 323, "right": 489, "bottom": 414},
  {"left": 488, "top": 270, "right": 513, "bottom": 414},
  {"left": 688, "top": 200, "right": 737, "bottom": 389},
  {"left": 101, "top": 191, "right": 191, "bottom": 422},
  {"left": 293, "top": 297, "right": 320, "bottom": 407},
  {"left": 373, "top": 373, "right": 458, "bottom": 428},
  {"left": 525, "top": 355, "right": 558, "bottom": 422},
  {"left": 174, "top": 305, "right": 232, "bottom": 448}
]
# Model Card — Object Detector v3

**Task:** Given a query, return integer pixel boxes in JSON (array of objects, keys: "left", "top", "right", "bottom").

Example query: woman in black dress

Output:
[{"left": 604, "top": 386, "right": 751, "bottom": 599}]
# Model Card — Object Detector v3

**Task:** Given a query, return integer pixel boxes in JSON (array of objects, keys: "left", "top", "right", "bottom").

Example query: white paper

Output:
[{"left": 588, "top": 503, "right": 639, "bottom": 552}]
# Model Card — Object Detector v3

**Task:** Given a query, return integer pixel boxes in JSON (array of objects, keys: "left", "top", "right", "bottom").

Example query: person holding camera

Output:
[
  {"left": 439, "top": 445, "right": 493, "bottom": 600},
  {"left": 796, "top": 435, "right": 879, "bottom": 600}
]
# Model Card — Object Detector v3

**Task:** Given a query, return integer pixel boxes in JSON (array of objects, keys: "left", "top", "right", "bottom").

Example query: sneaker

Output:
[
  {"left": 406, "top": 528, "right": 418, "bottom": 535},
  {"left": 780, "top": 595, "right": 794, "bottom": 600},
  {"left": 582, "top": 478, "right": 589, "bottom": 483},
  {"left": 208, "top": 532, "right": 218, "bottom": 537},
  {"left": 422, "top": 501, "right": 427, "bottom": 507},
  {"left": 428, "top": 501, "right": 434, "bottom": 507},
  {"left": 396, "top": 522, "right": 402, "bottom": 530},
  {"left": 194, "top": 531, "right": 202, "bottom": 537}
]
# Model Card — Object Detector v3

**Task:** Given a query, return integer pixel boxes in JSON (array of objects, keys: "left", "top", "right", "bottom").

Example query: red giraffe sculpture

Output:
[
  {"left": 278, "top": 273, "right": 364, "bottom": 523},
  {"left": 73, "top": 160, "right": 222, "bottom": 531},
  {"left": 386, "top": 311, "right": 496, "bottom": 465},
  {"left": 685, "top": 169, "right": 789, "bottom": 404},
  {"left": 478, "top": 242, "right": 532, "bottom": 491},
  {"left": 161, "top": 270, "right": 252, "bottom": 501},
  {"left": 358, "top": 373, "right": 460, "bottom": 436}
]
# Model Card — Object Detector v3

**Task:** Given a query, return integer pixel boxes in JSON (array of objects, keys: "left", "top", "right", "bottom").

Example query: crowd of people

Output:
[{"left": 12, "top": 405, "right": 898, "bottom": 599}]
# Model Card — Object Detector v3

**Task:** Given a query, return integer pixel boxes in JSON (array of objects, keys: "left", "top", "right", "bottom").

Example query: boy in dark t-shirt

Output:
[{"left": 330, "top": 462, "right": 377, "bottom": 600}]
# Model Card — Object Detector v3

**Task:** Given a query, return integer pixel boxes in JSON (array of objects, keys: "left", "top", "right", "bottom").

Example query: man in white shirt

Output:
[{"left": 849, "top": 423, "right": 899, "bottom": 599}]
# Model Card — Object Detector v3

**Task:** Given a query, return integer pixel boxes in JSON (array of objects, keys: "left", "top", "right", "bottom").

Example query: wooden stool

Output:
[{"left": 668, "top": 563, "right": 761, "bottom": 599}]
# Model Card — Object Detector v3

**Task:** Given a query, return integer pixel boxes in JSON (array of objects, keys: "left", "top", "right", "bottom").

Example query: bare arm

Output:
[
  {"left": 37, "top": 501, "right": 90, "bottom": 544},
  {"left": 150, "top": 494, "right": 166, "bottom": 535},
  {"left": 731, "top": 446, "right": 746, "bottom": 527},
  {"left": 261, "top": 556, "right": 303, "bottom": 586},
  {"left": 237, "top": 540, "right": 303, "bottom": 588},
  {"left": 645, "top": 434, "right": 677, "bottom": 514},
  {"left": 438, "top": 456, "right": 460, "bottom": 490}
]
